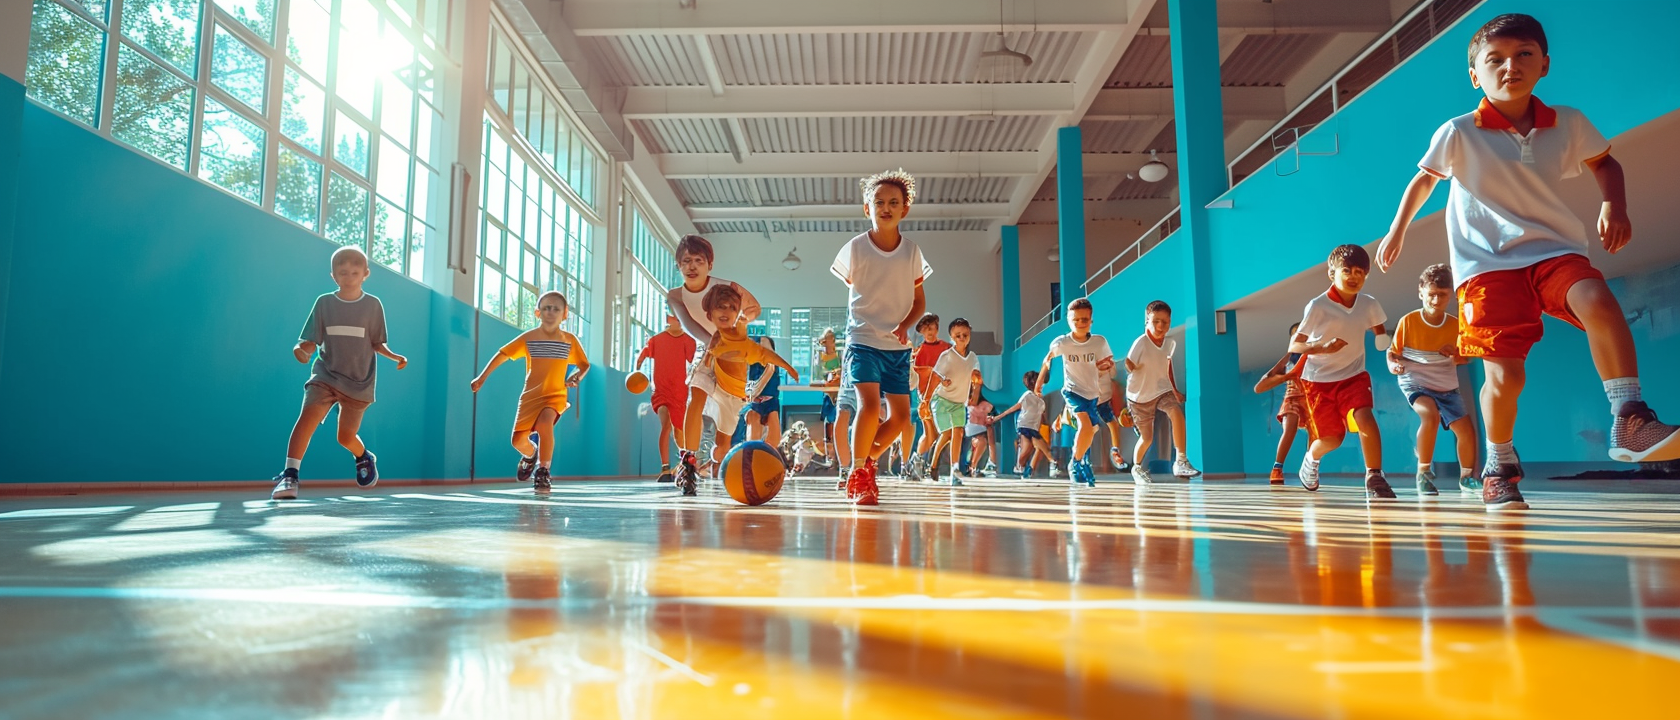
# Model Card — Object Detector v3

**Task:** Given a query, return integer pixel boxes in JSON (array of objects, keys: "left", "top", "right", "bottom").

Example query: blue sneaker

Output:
[{"left": 355, "top": 452, "right": 379, "bottom": 488}]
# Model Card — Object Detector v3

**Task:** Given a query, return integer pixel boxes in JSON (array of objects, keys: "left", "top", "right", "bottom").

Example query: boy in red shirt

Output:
[
  {"left": 636, "top": 315, "right": 696, "bottom": 483},
  {"left": 906, "top": 313, "right": 948, "bottom": 480}
]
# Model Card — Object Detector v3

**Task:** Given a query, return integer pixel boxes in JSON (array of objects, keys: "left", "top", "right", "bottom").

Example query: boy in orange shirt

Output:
[
  {"left": 470, "top": 291, "right": 590, "bottom": 492},
  {"left": 1388, "top": 264, "right": 1482, "bottom": 497}
]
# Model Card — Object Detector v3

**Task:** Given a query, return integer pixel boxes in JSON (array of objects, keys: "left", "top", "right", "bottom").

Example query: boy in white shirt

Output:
[
  {"left": 1124, "top": 300, "right": 1199, "bottom": 484},
  {"left": 1291, "top": 245, "right": 1394, "bottom": 499},
  {"left": 1035, "top": 298, "right": 1114, "bottom": 488},
  {"left": 1376, "top": 13, "right": 1679, "bottom": 511},
  {"left": 993, "top": 371, "right": 1056, "bottom": 479},
  {"left": 922, "top": 318, "right": 980, "bottom": 485},
  {"left": 831, "top": 169, "right": 933, "bottom": 505},
  {"left": 665, "top": 234, "right": 763, "bottom": 492}
]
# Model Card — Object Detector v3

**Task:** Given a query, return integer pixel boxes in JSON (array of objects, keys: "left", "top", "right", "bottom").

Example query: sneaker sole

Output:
[
  {"left": 1485, "top": 499, "right": 1529, "bottom": 512},
  {"left": 1609, "top": 433, "right": 1680, "bottom": 463},
  {"left": 271, "top": 491, "right": 298, "bottom": 500},
  {"left": 1298, "top": 478, "right": 1319, "bottom": 492}
]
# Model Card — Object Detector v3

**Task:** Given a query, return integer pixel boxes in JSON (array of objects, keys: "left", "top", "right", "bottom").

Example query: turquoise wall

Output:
[
  {"left": 1, "top": 102, "right": 658, "bottom": 484},
  {"left": 0, "top": 76, "right": 21, "bottom": 395}
]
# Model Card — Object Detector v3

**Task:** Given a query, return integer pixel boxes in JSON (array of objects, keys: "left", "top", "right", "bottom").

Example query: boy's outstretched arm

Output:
[
  {"left": 1253, "top": 356, "right": 1289, "bottom": 393},
  {"left": 762, "top": 347, "right": 801, "bottom": 384},
  {"left": 1034, "top": 353, "right": 1054, "bottom": 393},
  {"left": 665, "top": 288, "right": 713, "bottom": 347},
  {"left": 374, "top": 343, "right": 408, "bottom": 369},
  {"left": 470, "top": 352, "right": 511, "bottom": 392},
  {"left": 1376, "top": 170, "right": 1441, "bottom": 272},
  {"left": 732, "top": 282, "right": 764, "bottom": 323},
  {"left": 568, "top": 343, "right": 591, "bottom": 387},
  {"left": 1586, "top": 154, "right": 1632, "bottom": 253},
  {"left": 1290, "top": 332, "right": 1346, "bottom": 356}
]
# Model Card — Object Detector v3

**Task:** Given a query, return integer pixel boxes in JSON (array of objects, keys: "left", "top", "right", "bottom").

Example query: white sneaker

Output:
[
  {"left": 1298, "top": 461, "right": 1320, "bottom": 492},
  {"left": 1048, "top": 463, "right": 1064, "bottom": 479},
  {"left": 270, "top": 471, "right": 299, "bottom": 500},
  {"left": 947, "top": 471, "right": 964, "bottom": 487},
  {"left": 1172, "top": 458, "right": 1201, "bottom": 478},
  {"left": 1131, "top": 464, "right": 1153, "bottom": 485}
]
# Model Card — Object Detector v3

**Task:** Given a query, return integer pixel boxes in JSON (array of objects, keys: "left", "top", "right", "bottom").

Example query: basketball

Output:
[
  {"left": 625, "top": 371, "right": 649, "bottom": 394},
  {"left": 720, "top": 440, "right": 786, "bottom": 506}
]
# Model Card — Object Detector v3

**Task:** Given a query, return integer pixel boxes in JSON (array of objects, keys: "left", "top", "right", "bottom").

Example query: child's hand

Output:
[
  {"left": 393, "top": 354, "right": 408, "bottom": 370},
  {"left": 891, "top": 326, "right": 910, "bottom": 345},
  {"left": 1096, "top": 357, "right": 1115, "bottom": 373},
  {"left": 566, "top": 376, "right": 579, "bottom": 388},
  {"left": 941, "top": 377, "right": 953, "bottom": 388},
  {"left": 1388, "top": 359, "right": 1406, "bottom": 376},
  {"left": 293, "top": 341, "right": 315, "bottom": 364},
  {"left": 470, "top": 376, "right": 485, "bottom": 393},
  {"left": 1175, "top": 390, "right": 1186, "bottom": 403},
  {"left": 789, "top": 368, "right": 801, "bottom": 383},
  {"left": 1438, "top": 342, "right": 1458, "bottom": 359},
  {"left": 1318, "top": 337, "right": 1348, "bottom": 354},
  {"left": 1599, "top": 203, "right": 1632, "bottom": 253},
  {"left": 1376, "top": 230, "right": 1404, "bottom": 272}
]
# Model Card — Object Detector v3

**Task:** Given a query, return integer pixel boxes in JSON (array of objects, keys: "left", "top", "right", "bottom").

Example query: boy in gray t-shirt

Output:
[{"left": 271, "top": 246, "right": 407, "bottom": 500}]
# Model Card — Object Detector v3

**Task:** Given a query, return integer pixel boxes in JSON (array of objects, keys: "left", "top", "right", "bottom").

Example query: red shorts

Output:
[
  {"left": 651, "top": 391, "right": 687, "bottom": 421},
  {"left": 1301, "top": 372, "right": 1373, "bottom": 442},
  {"left": 1458, "top": 254, "right": 1603, "bottom": 359}
]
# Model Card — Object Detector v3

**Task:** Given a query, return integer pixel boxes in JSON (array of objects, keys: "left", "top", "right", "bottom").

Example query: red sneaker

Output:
[
  {"left": 1267, "top": 467, "right": 1285, "bottom": 484},
  {"left": 847, "top": 458, "right": 879, "bottom": 506}
]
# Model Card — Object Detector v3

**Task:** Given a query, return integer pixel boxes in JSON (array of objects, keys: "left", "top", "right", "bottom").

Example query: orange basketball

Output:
[
  {"left": 625, "top": 371, "right": 649, "bottom": 394},
  {"left": 721, "top": 440, "right": 786, "bottom": 506}
]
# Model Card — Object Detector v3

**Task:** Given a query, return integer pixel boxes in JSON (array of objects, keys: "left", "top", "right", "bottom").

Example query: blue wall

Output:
[
  {"left": 0, "top": 76, "right": 21, "bottom": 397},
  {"left": 1, "top": 103, "right": 657, "bottom": 484}
]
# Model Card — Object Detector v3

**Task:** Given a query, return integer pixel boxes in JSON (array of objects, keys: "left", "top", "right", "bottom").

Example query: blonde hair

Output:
[
  {"left": 860, "top": 169, "right": 916, "bottom": 205},
  {"left": 331, "top": 245, "right": 369, "bottom": 270}
]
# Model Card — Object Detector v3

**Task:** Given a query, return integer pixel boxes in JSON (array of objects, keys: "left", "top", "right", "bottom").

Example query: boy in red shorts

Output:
[
  {"left": 1377, "top": 13, "right": 1680, "bottom": 510},
  {"left": 636, "top": 315, "right": 696, "bottom": 483},
  {"left": 1290, "top": 245, "right": 1396, "bottom": 499}
]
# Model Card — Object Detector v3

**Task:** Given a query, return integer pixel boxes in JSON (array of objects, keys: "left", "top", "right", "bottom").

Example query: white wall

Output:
[
  {"left": 1015, "top": 218, "right": 1155, "bottom": 332},
  {"left": 708, "top": 230, "right": 1002, "bottom": 340}
]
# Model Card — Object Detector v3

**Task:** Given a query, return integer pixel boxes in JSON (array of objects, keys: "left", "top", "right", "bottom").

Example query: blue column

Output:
[
  {"left": 1000, "top": 224, "right": 1022, "bottom": 365},
  {"left": 1056, "top": 126, "right": 1087, "bottom": 305},
  {"left": 1170, "top": 0, "right": 1245, "bottom": 474}
]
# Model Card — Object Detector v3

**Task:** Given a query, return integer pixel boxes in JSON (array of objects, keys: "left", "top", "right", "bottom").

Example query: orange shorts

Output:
[
  {"left": 1301, "top": 372, "right": 1372, "bottom": 442},
  {"left": 1458, "top": 254, "right": 1604, "bottom": 359},
  {"left": 514, "top": 392, "right": 569, "bottom": 433}
]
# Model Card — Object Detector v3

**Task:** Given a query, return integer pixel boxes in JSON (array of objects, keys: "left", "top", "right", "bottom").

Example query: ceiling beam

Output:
[
  {"left": 624, "top": 84, "right": 1078, "bottom": 119},
  {"left": 1083, "top": 86, "right": 1285, "bottom": 122},
  {"left": 563, "top": 0, "right": 1133, "bottom": 36},
  {"left": 689, "top": 203, "right": 1013, "bottom": 221},
  {"left": 656, "top": 151, "right": 1182, "bottom": 179}
]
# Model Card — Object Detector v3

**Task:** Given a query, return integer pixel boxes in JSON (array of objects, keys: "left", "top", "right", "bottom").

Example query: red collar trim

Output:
[
  {"left": 1327, "top": 286, "right": 1356, "bottom": 308},
  {"left": 1473, "top": 97, "right": 1557, "bottom": 130}
]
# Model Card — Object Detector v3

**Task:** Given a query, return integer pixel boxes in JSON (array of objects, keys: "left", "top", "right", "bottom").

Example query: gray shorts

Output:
[{"left": 1126, "top": 391, "right": 1182, "bottom": 424}]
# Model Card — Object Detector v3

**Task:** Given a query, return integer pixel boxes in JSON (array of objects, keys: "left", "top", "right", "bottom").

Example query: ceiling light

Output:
[
  {"left": 1138, "top": 149, "right": 1170, "bottom": 183},
  {"left": 782, "top": 248, "right": 801, "bottom": 270},
  {"left": 1047, "top": 246, "right": 1059, "bottom": 263}
]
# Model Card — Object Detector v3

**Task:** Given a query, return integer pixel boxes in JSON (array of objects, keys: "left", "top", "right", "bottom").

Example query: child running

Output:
[
  {"left": 678, "top": 285, "right": 798, "bottom": 496},
  {"left": 994, "top": 372, "right": 1056, "bottom": 478},
  {"left": 664, "top": 235, "right": 762, "bottom": 491},
  {"left": 1291, "top": 245, "right": 1394, "bottom": 499},
  {"left": 923, "top": 318, "right": 980, "bottom": 485},
  {"left": 270, "top": 246, "right": 407, "bottom": 500},
  {"left": 832, "top": 169, "right": 933, "bottom": 505},
  {"left": 907, "top": 313, "right": 949, "bottom": 480},
  {"left": 745, "top": 336, "right": 784, "bottom": 444},
  {"left": 636, "top": 315, "right": 696, "bottom": 483},
  {"left": 1389, "top": 264, "right": 1483, "bottom": 497},
  {"left": 815, "top": 328, "right": 842, "bottom": 461},
  {"left": 1125, "top": 301, "right": 1200, "bottom": 484},
  {"left": 1254, "top": 323, "right": 1307, "bottom": 485},
  {"left": 470, "top": 290, "right": 588, "bottom": 492},
  {"left": 1376, "top": 13, "right": 1680, "bottom": 510},
  {"left": 1036, "top": 298, "right": 1114, "bottom": 487},
  {"left": 966, "top": 388, "right": 997, "bottom": 477}
]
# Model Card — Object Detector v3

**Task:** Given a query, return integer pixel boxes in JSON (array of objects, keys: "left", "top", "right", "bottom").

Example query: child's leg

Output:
[
  {"left": 335, "top": 403, "right": 370, "bottom": 457},
  {"left": 286, "top": 402, "right": 335, "bottom": 461},
  {"left": 918, "top": 415, "right": 938, "bottom": 456},
  {"left": 1481, "top": 357, "right": 1525, "bottom": 447},
  {"left": 874, "top": 394, "right": 912, "bottom": 461},
  {"left": 898, "top": 413, "right": 916, "bottom": 464},
  {"left": 1165, "top": 406, "right": 1189, "bottom": 455},
  {"left": 1307, "top": 434, "right": 1344, "bottom": 461},
  {"left": 1411, "top": 396, "right": 1441, "bottom": 466},
  {"left": 851, "top": 383, "right": 883, "bottom": 465},
  {"left": 946, "top": 429, "right": 963, "bottom": 471},
  {"left": 1275, "top": 415, "right": 1299, "bottom": 463},
  {"left": 1017, "top": 436, "right": 1032, "bottom": 469},
  {"left": 745, "top": 409, "right": 763, "bottom": 441},
  {"left": 821, "top": 421, "right": 834, "bottom": 455},
  {"left": 512, "top": 429, "right": 536, "bottom": 457},
  {"left": 1073, "top": 413, "right": 1097, "bottom": 460},
  {"left": 1032, "top": 436, "right": 1053, "bottom": 465},
  {"left": 682, "top": 386, "right": 710, "bottom": 452},
  {"left": 1566, "top": 278, "right": 1639, "bottom": 381},
  {"left": 1133, "top": 414, "right": 1155, "bottom": 465},
  {"left": 534, "top": 408, "right": 559, "bottom": 465},
  {"left": 836, "top": 410, "right": 854, "bottom": 468},
  {"left": 1351, "top": 407, "right": 1382, "bottom": 470},
  {"left": 1448, "top": 416, "right": 1478, "bottom": 472},
  {"left": 656, "top": 407, "right": 674, "bottom": 467},
  {"left": 766, "top": 411, "right": 782, "bottom": 450}
]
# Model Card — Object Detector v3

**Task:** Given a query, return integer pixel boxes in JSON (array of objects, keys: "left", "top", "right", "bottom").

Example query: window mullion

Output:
[
  {"left": 262, "top": 0, "right": 291, "bottom": 212},
  {"left": 188, "top": 0, "right": 215, "bottom": 177},
  {"left": 97, "top": 0, "right": 124, "bottom": 134}
]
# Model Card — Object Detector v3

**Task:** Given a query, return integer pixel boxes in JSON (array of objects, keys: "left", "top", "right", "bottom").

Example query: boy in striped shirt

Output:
[
  {"left": 471, "top": 291, "right": 591, "bottom": 491},
  {"left": 1388, "top": 264, "right": 1482, "bottom": 498}
]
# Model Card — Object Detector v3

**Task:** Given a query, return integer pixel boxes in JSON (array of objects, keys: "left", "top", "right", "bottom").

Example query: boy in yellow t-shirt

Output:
[
  {"left": 1388, "top": 264, "right": 1480, "bottom": 498},
  {"left": 470, "top": 291, "right": 590, "bottom": 492},
  {"left": 675, "top": 284, "right": 800, "bottom": 496}
]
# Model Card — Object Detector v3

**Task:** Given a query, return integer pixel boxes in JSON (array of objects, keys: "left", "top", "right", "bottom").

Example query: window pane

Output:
[
  {"left": 481, "top": 269, "right": 502, "bottom": 317},
  {"left": 325, "top": 172, "right": 369, "bottom": 247},
  {"left": 120, "top": 0, "right": 201, "bottom": 78},
  {"left": 212, "top": 0, "right": 275, "bottom": 43},
  {"left": 211, "top": 23, "right": 267, "bottom": 113},
  {"left": 27, "top": 0, "right": 105, "bottom": 127},
  {"left": 285, "top": 0, "right": 329, "bottom": 80},
  {"left": 415, "top": 53, "right": 436, "bottom": 105},
  {"left": 113, "top": 44, "right": 193, "bottom": 169},
  {"left": 198, "top": 98, "right": 264, "bottom": 203},
  {"left": 280, "top": 67, "right": 324, "bottom": 154},
  {"left": 334, "top": 32, "right": 376, "bottom": 116},
  {"left": 276, "top": 145, "right": 321, "bottom": 229},
  {"left": 376, "top": 135, "right": 409, "bottom": 205},
  {"left": 503, "top": 276, "right": 520, "bottom": 324},
  {"left": 63, "top": 0, "right": 108, "bottom": 21},
  {"left": 407, "top": 217, "right": 428, "bottom": 282},
  {"left": 333, "top": 109, "right": 370, "bottom": 176},
  {"left": 371, "top": 199, "right": 404, "bottom": 272},
  {"left": 489, "top": 30, "right": 510, "bottom": 109},
  {"left": 413, "top": 101, "right": 437, "bottom": 166},
  {"left": 483, "top": 222, "right": 502, "bottom": 266},
  {"left": 411, "top": 163, "right": 433, "bottom": 224},
  {"left": 507, "top": 59, "right": 527, "bottom": 138},
  {"left": 379, "top": 78, "right": 412, "bottom": 147}
]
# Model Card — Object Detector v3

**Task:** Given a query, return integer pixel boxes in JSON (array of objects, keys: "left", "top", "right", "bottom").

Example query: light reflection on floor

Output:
[{"left": 2, "top": 474, "right": 1679, "bottom": 719}]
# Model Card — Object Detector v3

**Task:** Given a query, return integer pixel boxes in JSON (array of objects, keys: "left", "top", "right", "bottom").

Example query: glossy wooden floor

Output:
[{"left": 3, "top": 473, "right": 1679, "bottom": 720}]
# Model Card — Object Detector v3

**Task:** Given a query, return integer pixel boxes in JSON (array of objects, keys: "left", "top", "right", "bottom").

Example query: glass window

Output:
[
  {"left": 121, "top": 0, "right": 201, "bottom": 78},
  {"left": 197, "top": 97, "right": 265, "bottom": 203},
  {"left": 281, "top": 67, "right": 325, "bottom": 153},
  {"left": 285, "top": 0, "right": 330, "bottom": 81},
  {"left": 114, "top": 43, "right": 194, "bottom": 169},
  {"left": 276, "top": 145, "right": 322, "bottom": 230},
  {"left": 26, "top": 0, "right": 105, "bottom": 127},
  {"left": 380, "top": 77, "right": 413, "bottom": 148},
  {"left": 371, "top": 198, "right": 405, "bottom": 272},
  {"left": 212, "top": 0, "right": 275, "bottom": 44},
  {"left": 376, "top": 135, "right": 410, "bottom": 205},
  {"left": 211, "top": 23, "right": 268, "bottom": 113},
  {"left": 325, "top": 171, "right": 369, "bottom": 247},
  {"left": 333, "top": 109, "right": 370, "bottom": 176}
]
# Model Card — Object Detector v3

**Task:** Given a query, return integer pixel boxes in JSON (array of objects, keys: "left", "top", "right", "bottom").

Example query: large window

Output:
[
  {"left": 26, "top": 0, "right": 450, "bottom": 281},
  {"left": 618, "top": 199, "right": 676, "bottom": 370},
  {"left": 790, "top": 307, "right": 847, "bottom": 381}
]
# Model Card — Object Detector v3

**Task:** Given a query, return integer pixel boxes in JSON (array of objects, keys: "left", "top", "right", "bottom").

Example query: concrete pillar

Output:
[{"left": 1055, "top": 126, "right": 1087, "bottom": 309}]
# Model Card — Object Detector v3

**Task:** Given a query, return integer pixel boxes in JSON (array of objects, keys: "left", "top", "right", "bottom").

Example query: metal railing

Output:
[
  {"left": 1081, "top": 208, "right": 1181, "bottom": 296},
  {"left": 1017, "top": 306, "right": 1062, "bottom": 351}
]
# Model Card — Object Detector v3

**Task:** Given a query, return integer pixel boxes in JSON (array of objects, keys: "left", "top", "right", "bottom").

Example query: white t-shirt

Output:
[
  {"left": 1297, "top": 292, "right": 1387, "bottom": 383},
  {"left": 1048, "top": 333, "right": 1113, "bottom": 400},
  {"left": 830, "top": 233, "right": 933, "bottom": 351},
  {"left": 673, "top": 276, "right": 727, "bottom": 359},
  {"left": 1016, "top": 390, "right": 1046, "bottom": 428},
  {"left": 1097, "top": 365, "right": 1117, "bottom": 402},
  {"left": 1419, "top": 100, "right": 1611, "bottom": 285},
  {"left": 931, "top": 347, "right": 980, "bottom": 404},
  {"left": 1125, "top": 333, "right": 1177, "bottom": 402}
]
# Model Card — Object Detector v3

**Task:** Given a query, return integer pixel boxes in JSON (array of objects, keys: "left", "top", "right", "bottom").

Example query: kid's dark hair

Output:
[
  {"left": 1420, "top": 263, "right": 1453, "bottom": 289},
  {"left": 675, "top": 234, "right": 714, "bottom": 263},
  {"left": 1288, "top": 321, "right": 1300, "bottom": 334},
  {"left": 1469, "top": 13, "right": 1547, "bottom": 65},
  {"left": 537, "top": 290, "right": 568, "bottom": 310},
  {"left": 948, "top": 317, "right": 971, "bottom": 332},
  {"left": 915, "top": 313, "right": 940, "bottom": 331},
  {"left": 1328, "top": 244, "right": 1370, "bottom": 272},
  {"left": 860, "top": 169, "right": 917, "bottom": 205},
  {"left": 701, "top": 283, "right": 742, "bottom": 313},
  {"left": 1146, "top": 300, "right": 1171, "bottom": 315},
  {"left": 1068, "top": 298, "right": 1093, "bottom": 313},
  {"left": 1022, "top": 371, "right": 1038, "bottom": 386}
]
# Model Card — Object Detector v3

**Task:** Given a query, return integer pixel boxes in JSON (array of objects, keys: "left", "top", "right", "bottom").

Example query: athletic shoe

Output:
[
  {"left": 515, "top": 455, "right": 537, "bottom": 482},
  {"left": 947, "top": 470, "right": 964, "bottom": 487},
  {"left": 1416, "top": 467, "right": 1440, "bottom": 496},
  {"left": 677, "top": 451, "right": 700, "bottom": 497},
  {"left": 1298, "top": 461, "right": 1320, "bottom": 492},
  {"left": 1072, "top": 457, "right": 1096, "bottom": 487},
  {"left": 656, "top": 466, "right": 674, "bottom": 483},
  {"left": 532, "top": 466, "right": 552, "bottom": 492},
  {"left": 847, "top": 459, "right": 879, "bottom": 506},
  {"left": 355, "top": 451, "right": 379, "bottom": 488},
  {"left": 1268, "top": 466, "right": 1285, "bottom": 485},
  {"left": 902, "top": 454, "right": 920, "bottom": 482},
  {"left": 982, "top": 462, "right": 998, "bottom": 477},
  {"left": 1481, "top": 457, "right": 1527, "bottom": 511},
  {"left": 270, "top": 469, "right": 300, "bottom": 500},
  {"left": 1110, "top": 447, "right": 1126, "bottom": 472},
  {"left": 1131, "top": 464, "right": 1152, "bottom": 485},
  {"left": 1048, "top": 463, "right": 1064, "bottom": 479},
  {"left": 1014, "top": 464, "right": 1029, "bottom": 479},
  {"left": 1609, "top": 401, "right": 1680, "bottom": 463},
  {"left": 836, "top": 466, "right": 850, "bottom": 491},
  {"left": 1365, "top": 471, "right": 1397, "bottom": 499},
  {"left": 1172, "top": 457, "right": 1201, "bottom": 478},
  {"left": 1458, "top": 474, "right": 1483, "bottom": 495}
]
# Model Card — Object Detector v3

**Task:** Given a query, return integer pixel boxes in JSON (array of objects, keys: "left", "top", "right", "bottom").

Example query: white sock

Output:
[
  {"left": 285, "top": 458, "right": 302, "bottom": 471},
  {"left": 1460, "top": 467, "right": 1476, "bottom": 478},
  {"left": 1303, "top": 455, "right": 1320, "bottom": 471},
  {"left": 1488, "top": 441, "right": 1518, "bottom": 465},
  {"left": 537, "top": 462, "right": 549, "bottom": 470},
  {"left": 1605, "top": 377, "right": 1641, "bottom": 415},
  {"left": 1418, "top": 462, "right": 1431, "bottom": 474}
]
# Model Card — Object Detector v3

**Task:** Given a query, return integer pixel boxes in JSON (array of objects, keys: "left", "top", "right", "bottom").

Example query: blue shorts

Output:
[
  {"left": 1017, "top": 427, "right": 1042, "bottom": 441},
  {"left": 1062, "top": 391, "right": 1105, "bottom": 422},
  {"left": 1405, "top": 386, "right": 1469, "bottom": 429},
  {"left": 749, "top": 398, "right": 781, "bottom": 419},
  {"left": 847, "top": 344, "right": 912, "bottom": 396},
  {"left": 821, "top": 395, "right": 838, "bottom": 423},
  {"left": 1095, "top": 398, "right": 1116, "bottom": 424}
]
